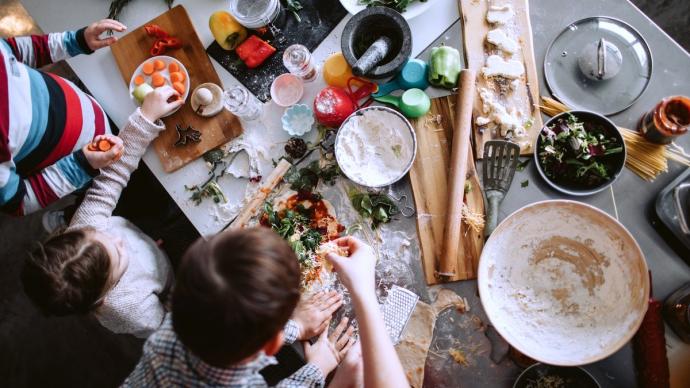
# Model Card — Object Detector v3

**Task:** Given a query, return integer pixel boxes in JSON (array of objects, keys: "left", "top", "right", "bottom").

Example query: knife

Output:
[{"left": 418, "top": 18, "right": 465, "bottom": 99}]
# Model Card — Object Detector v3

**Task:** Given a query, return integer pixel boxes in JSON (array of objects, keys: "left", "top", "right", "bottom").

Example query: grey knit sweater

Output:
[{"left": 69, "top": 109, "right": 173, "bottom": 338}]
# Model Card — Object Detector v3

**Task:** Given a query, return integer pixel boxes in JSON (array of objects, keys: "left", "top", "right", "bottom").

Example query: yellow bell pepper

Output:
[{"left": 209, "top": 11, "right": 247, "bottom": 51}]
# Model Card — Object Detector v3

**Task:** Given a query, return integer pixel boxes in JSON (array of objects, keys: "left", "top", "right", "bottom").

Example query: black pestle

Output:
[{"left": 352, "top": 36, "right": 393, "bottom": 76}]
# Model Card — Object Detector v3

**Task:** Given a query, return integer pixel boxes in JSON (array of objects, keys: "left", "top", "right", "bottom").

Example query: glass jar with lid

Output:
[{"left": 228, "top": 0, "right": 281, "bottom": 29}]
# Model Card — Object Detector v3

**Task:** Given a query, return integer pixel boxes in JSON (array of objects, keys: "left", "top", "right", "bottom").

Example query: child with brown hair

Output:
[
  {"left": 21, "top": 86, "right": 183, "bottom": 338},
  {"left": 123, "top": 227, "right": 357, "bottom": 387}
]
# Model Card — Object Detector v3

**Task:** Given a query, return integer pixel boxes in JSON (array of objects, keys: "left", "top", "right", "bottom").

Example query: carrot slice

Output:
[
  {"left": 169, "top": 62, "right": 180, "bottom": 73},
  {"left": 154, "top": 59, "right": 165, "bottom": 71},
  {"left": 142, "top": 61, "right": 155, "bottom": 75},
  {"left": 170, "top": 71, "right": 185, "bottom": 83},
  {"left": 97, "top": 139, "right": 112, "bottom": 152},
  {"left": 134, "top": 75, "right": 145, "bottom": 86},
  {"left": 172, "top": 82, "right": 186, "bottom": 95},
  {"left": 151, "top": 72, "right": 166, "bottom": 87},
  {"left": 87, "top": 143, "right": 98, "bottom": 151}
]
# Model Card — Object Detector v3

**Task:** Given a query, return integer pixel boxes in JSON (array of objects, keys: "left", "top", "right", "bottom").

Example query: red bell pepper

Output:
[
  {"left": 144, "top": 24, "right": 183, "bottom": 56},
  {"left": 236, "top": 35, "right": 276, "bottom": 69}
]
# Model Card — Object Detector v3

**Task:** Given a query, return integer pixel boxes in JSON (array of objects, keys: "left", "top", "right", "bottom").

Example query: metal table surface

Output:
[{"left": 20, "top": 0, "right": 690, "bottom": 387}]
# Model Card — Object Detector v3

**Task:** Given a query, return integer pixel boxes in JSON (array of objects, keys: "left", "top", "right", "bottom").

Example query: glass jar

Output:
[
  {"left": 283, "top": 44, "right": 318, "bottom": 82},
  {"left": 223, "top": 86, "right": 262, "bottom": 121},
  {"left": 639, "top": 96, "right": 690, "bottom": 144},
  {"left": 228, "top": 0, "right": 281, "bottom": 29}
]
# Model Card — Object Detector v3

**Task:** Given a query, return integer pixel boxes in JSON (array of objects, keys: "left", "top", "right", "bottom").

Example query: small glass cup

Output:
[
  {"left": 283, "top": 44, "right": 318, "bottom": 82},
  {"left": 223, "top": 86, "right": 262, "bottom": 121}
]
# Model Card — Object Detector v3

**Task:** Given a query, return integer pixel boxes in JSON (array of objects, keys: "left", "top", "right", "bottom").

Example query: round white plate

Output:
[
  {"left": 478, "top": 200, "right": 649, "bottom": 366},
  {"left": 339, "top": 0, "right": 434, "bottom": 20},
  {"left": 129, "top": 55, "right": 190, "bottom": 118}
]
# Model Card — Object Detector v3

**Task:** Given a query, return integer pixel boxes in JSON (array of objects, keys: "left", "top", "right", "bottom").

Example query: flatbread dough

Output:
[{"left": 396, "top": 301, "right": 436, "bottom": 388}]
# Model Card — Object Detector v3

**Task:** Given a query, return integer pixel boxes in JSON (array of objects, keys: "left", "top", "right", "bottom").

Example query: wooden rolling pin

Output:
[
  {"left": 437, "top": 69, "right": 476, "bottom": 278},
  {"left": 229, "top": 159, "right": 292, "bottom": 229}
]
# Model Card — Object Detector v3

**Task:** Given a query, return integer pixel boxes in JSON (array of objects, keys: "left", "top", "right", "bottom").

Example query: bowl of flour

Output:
[
  {"left": 478, "top": 200, "right": 649, "bottom": 366},
  {"left": 335, "top": 107, "right": 417, "bottom": 187}
]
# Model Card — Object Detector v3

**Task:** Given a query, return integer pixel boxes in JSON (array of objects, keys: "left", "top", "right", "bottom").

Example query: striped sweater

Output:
[{"left": 0, "top": 28, "right": 111, "bottom": 215}]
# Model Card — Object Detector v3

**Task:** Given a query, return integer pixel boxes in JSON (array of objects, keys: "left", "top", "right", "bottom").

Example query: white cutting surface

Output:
[{"left": 21, "top": 0, "right": 459, "bottom": 236}]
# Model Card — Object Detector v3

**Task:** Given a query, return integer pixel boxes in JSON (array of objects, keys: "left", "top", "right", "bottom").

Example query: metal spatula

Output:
[{"left": 483, "top": 140, "right": 520, "bottom": 237}]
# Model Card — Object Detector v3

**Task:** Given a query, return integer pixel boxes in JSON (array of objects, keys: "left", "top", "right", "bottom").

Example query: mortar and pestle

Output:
[{"left": 341, "top": 6, "right": 412, "bottom": 79}]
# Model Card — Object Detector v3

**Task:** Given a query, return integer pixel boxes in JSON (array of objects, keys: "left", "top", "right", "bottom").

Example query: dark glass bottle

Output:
[
  {"left": 663, "top": 282, "right": 690, "bottom": 343},
  {"left": 639, "top": 96, "right": 690, "bottom": 144}
]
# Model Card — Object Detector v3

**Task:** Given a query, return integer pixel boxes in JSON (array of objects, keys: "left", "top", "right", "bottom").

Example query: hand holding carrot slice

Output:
[{"left": 84, "top": 135, "right": 125, "bottom": 168}]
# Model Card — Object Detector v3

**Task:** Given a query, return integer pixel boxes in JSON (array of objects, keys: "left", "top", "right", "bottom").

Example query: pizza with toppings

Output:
[{"left": 261, "top": 190, "right": 346, "bottom": 292}]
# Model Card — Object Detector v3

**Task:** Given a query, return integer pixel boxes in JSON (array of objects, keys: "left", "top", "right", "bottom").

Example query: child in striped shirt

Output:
[{"left": 1, "top": 19, "right": 127, "bottom": 215}]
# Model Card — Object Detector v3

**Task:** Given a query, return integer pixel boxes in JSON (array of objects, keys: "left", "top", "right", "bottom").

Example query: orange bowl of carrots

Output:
[{"left": 129, "top": 56, "right": 190, "bottom": 117}]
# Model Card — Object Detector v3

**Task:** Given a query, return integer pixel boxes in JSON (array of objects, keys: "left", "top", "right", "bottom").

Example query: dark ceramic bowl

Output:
[
  {"left": 534, "top": 110, "right": 626, "bottom": 196},
  {"left": 514, "top": 363, "right": 600, "bottom": 388},
  {"left": 341, "top": 6, "right": 412, "bottom": 79}
]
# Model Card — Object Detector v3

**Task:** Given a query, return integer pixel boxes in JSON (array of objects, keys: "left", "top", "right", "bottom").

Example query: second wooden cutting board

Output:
[
  {"left": 409, "top": 96, "right": 485, "bottom": 284},
  {"left": 110, "top": 5, "right": 243, "bottom": 172}
]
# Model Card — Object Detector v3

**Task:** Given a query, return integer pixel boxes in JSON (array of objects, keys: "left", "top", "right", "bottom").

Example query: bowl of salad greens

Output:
[{"left": 534, "top": 111, "right": 626, "bottom": 196}]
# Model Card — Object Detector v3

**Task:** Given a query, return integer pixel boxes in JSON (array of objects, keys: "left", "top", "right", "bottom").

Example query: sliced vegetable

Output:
[
  {"left": 87, "top": 139, "right": 113, "bottom": 152},
  {"left": 172, "top": 81, "right": 186, "bottom": 95},
  {"left": 153, "top": 59, "right": 165, "bottom": 70},
  {"left": 170, "top": 71, "right": 185, "bottom": 83},
  {"left": 134, "top": 75, "right": 145, "bottom": 86},
  {"left": 144, "top": 24, "right": 169, "bottom": 39},
  {"left": 151, "top": 72, "right": 165, "bottom": 87},
  {"left": 142, "top": 61, "right": 155, "bottom": 75},
  {"left": 428, "top": 45, "right": 462, "bottom": 89},
  {"left": 209, "top": 10, "right": 248, "bottom": 51},
  {"left": 169, "top": 62, "right": 180, "bottom": 73},
  {"left": 133, "top": 83, "right": 154, "bottom": 104},
  {"left": 236, "top": 35, "right": 276, "bottom": 69}
]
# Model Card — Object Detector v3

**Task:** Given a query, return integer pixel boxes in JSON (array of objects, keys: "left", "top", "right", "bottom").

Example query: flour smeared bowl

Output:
[
  {"left": 478, "top": 200, "right": 649, "bottom": 366},
  {"left": 335, "top": 106, "right": 417, "bottom": 187}
]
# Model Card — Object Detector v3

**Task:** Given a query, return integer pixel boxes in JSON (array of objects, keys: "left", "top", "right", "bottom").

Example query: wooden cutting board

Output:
[
  {"left": 459, "top": 0, "right": 543, "bottom": 158},
  {"left": 110, "top": 5, "right": 243, "bottom": 172},
  {"left": 409, "top": 96, "right": 485, "bottom": 284}
]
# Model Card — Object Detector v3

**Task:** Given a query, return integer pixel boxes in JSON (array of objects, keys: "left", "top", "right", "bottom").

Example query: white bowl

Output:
[
  {"left": 338, "top": 0, "right": 435, "bottom": 20},
  {"left": 478, "top": 200, "right": 649, "bottom": 366},
  {"left": 129, "top": 55, "right": 190, "bottom": 118},
  {"left": 335, "top": 106, "right": 417, "bottom": 188}
]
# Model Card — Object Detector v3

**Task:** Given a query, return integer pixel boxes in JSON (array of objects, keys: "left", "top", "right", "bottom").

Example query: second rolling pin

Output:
[{"left": 437, "top": 69, "right": 476, "bottom": 279}]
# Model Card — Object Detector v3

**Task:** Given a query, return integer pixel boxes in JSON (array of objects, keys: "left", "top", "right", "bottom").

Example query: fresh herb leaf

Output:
[
  {"left": 285, "top": 0, "right": 303, "bottom": 23},
  {"left": 520, "top": 179, "right": 529, "bottom": 188},
  {"left": 350, "top": 191, "right": 399, "bottom": 228},
  {"left": 287, "top": 160, "right": 340, "bottom": 193},
  {"left": 516, "top": 158, "right": 531, "bottom": 172},
  {"left": 358, "top": 0, "right": 416, "bottom": 13}
]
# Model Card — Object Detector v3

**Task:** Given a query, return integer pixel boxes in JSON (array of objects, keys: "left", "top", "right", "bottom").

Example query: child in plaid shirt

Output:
[{"left": 123, "top": 228, "right": 359, "bottom": 387}]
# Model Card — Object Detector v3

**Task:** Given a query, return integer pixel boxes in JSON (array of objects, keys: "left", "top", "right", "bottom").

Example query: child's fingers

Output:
[
  {"left": 336, "top": 326, "right": 354, "bottom": 349},
  {"left": 329, "top": 317, "right": 348, "bottom": 343},
  {"left": 315, "top": 318, "right": 329, "bottom": 335},
  {"left": 321, "top": 292, "right": 342, "bottom": 309},
  {"left": 318, "top": 319, "right": 331, "bottom": 341},
  {"left": 310, "top": 291, "right": 326, "bottom": 304},
  {"left": 339, "top": 336, "right": 356, "bottom": 358},
  {"left": 322, "top": 299, "right": 343, "bottom": 317}
]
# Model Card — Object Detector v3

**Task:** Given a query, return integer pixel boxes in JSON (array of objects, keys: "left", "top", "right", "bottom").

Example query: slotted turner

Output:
[{"left": 483, "top": 140, "right": 520, "bottom": 237}]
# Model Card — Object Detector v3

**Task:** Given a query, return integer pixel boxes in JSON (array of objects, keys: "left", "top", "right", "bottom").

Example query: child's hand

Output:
[
  {"left": 326, "top": 237, "right": 377, "bottom": 299},
  {"left": 84, "top": 19, "right": 127, "bottom": 51},
  {"left": 83, "top": 135, "right": 124, "bottom": 169},
  {"left": 328, "top": 341, "right": 363, "bottom": 388},
  {"left": 141, "top": 86, "right": 184, "bottom": 123},
  {"left": 303, "top": 317, "right": 357, "bottom": 377},
  {"left": 293, "top": 290, "right": 343, "bottom": 340}
]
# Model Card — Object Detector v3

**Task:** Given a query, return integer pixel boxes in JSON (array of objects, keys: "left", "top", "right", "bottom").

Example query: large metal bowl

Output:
[
  {"left": 478, "top": 200, "right": 649, "bottom": 366},
  {"left": 534, "top": 110, "right": 626, "bottom": 196},
  {"left": 334, "top": 106, "right": 417, "bottom": 188}
]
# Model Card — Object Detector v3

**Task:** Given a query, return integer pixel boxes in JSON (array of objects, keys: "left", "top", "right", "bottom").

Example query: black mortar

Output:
[{"left": 341, "top": 6, "right": 412, "bottom": 79}]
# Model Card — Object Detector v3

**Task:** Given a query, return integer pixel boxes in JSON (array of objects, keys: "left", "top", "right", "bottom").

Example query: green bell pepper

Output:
[{"left": 428, "top": 45, "right": 462, "bottom": 89}]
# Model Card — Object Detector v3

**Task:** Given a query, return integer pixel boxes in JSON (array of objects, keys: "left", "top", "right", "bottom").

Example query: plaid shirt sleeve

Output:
[
  {"left": 275, "top": 363, "right": 325, "bottom": 388},
  {"left": 283, "top": 319, "right": 300, "bottom": 345}
]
